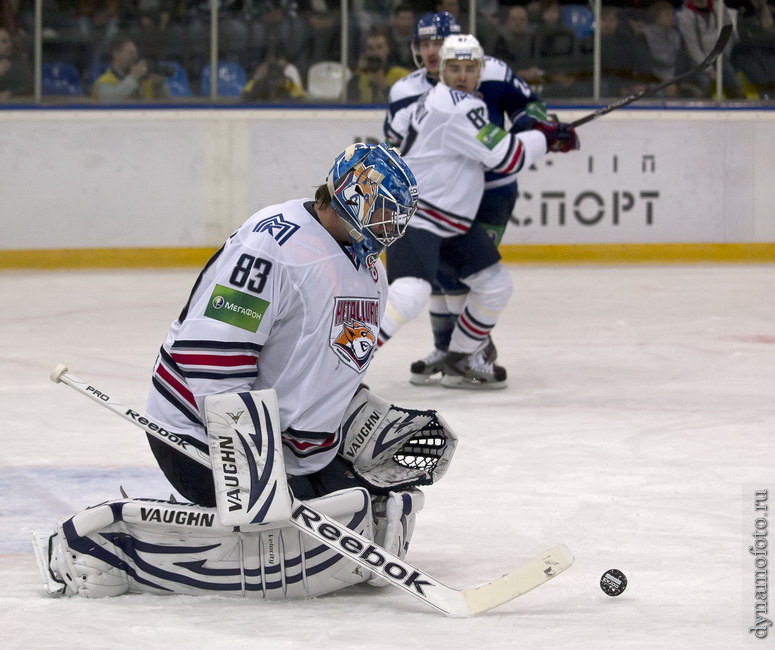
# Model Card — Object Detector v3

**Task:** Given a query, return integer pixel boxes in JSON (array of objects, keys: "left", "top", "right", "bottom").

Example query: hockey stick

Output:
[
  {"left": 570, "top": 23, "right": 733, "bottom": 128},
  {"left": 50, "top": 364, "right": 574, "bottom": 616}
]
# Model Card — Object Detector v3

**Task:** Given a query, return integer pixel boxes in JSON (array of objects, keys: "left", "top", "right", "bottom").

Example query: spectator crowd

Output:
[{"left": 1, "top": 0, "right": 773, "bottom": 102}]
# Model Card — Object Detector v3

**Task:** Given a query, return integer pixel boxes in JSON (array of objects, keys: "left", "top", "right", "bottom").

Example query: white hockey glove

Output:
[{"left": 338, "top": 387, "right": 458, "bottom": 492}]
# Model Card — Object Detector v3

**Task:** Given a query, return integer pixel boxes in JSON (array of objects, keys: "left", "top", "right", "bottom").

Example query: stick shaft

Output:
[
  {"left": 571, "top": 24, "right": 733, "bottom": 128},
  {"left": 54, "top": 368, "right": 212, "bottom": 468}
]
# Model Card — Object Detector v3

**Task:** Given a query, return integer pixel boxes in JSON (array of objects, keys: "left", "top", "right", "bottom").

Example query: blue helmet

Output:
[
  {"left": 326, "top": 143, "right": 418, "bottom": 269},
  {"left": 413, "top": 11, "right": 461, "bottom": 44},
  {"left": 412, "top": 12, "right": 461, "bottom": 68}
]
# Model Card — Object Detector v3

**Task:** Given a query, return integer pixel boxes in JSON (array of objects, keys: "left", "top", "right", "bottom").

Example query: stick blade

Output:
[{"left": 461, "top": 544, "right": 574, "bottom": 616}]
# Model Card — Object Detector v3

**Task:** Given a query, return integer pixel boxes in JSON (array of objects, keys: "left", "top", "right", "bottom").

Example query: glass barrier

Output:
[{"left": 0, "top": 1, "right": 771, "bottom": 106}]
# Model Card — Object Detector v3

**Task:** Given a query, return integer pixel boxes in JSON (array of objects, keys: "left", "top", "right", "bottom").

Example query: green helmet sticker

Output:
[{"left": 204, "top": 284, "right": 270, "bottom": 333}]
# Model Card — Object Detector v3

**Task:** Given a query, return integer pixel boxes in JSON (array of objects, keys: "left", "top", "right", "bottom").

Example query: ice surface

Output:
[{"left": 1, "top": 265, "right": 773, "bottom": 649}]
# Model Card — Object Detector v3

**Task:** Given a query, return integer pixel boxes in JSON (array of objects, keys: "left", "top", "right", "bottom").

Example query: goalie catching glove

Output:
[{"left": 338, "top": 387, "right": 458, "bottom": 492}]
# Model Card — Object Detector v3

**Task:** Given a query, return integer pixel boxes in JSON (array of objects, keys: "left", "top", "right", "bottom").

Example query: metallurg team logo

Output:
[{"left": 330, "top": 297, "right": 380, "bottom": 372}]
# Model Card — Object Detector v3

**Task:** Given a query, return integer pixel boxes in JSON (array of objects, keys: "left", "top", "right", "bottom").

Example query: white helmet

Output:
[{"left": 439, "top": 34, "right": 484, "bottom": 75}]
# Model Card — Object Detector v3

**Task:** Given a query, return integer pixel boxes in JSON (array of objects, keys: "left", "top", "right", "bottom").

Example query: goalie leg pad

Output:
[
  {"left": 32, "top": 489, "right": 376, "bottom": 600},
  {"left": 368, "top": 488, "right": 425, "bottom": 587},
  {"left": 338, "top": 388, "right": 458, "bottom": 492}
]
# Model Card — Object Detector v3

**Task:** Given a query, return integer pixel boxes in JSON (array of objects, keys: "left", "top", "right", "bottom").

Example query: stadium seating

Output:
[
  {"left": 85, "top": 62, "right": 110, "bottom": 94},
  {"left": 41, "top": 62, "right": 83, "bottom": 96},
  {"left": 307, "top": 61, "right": 352, "bottom": 100},
  {"left": 200, "top": 61, "right": 247, "bottom": 97},
  {"left": 160, "top": 61, "right": 193, "bottom": 97}
]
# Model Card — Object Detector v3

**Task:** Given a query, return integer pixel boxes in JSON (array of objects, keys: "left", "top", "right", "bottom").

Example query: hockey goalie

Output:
[
  {"left": 32, "top": 142, "right": 456, "bottom": 601},
  {"left": 33, "top": 386, "right": 457, "bottom": 600},
  {"left": 33, "top": 138, "right": 572, "bottom": 616}
]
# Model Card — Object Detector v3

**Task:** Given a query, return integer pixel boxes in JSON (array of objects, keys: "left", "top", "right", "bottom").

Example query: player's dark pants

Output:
[
  {"left": 148, "top": 434, "right": 217, "bottom": 506},
  {"left": 386, "top": 222, "right": 501, "bottom": 285},
  {"left": 436, "top": 181, "right": 518, "bottom": 292},
  {"left": 475, "top": 181, "right": 519, "bottom": 247},
  {"left": 386, "top": 224, "right": 501, "bottom": 352},
  {"left": 387, "top": 182, "right": 517, "bottom": 352},
  {"left": 148, "top": 435, "right": 366, "bottom": 506}
]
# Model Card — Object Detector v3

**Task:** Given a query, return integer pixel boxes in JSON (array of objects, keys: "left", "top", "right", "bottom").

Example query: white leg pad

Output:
[
  {"left": 33, "top": 488, "right": 377, "bottom": 600},
  {"left": 368, "top": 489, "right": 425, "bottom": 587}
]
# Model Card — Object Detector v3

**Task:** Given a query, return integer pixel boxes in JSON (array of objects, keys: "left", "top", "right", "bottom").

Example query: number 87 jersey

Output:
[
  {"left": 399, "top": 81, "right": 549, "bottom": 239},
  {"left": 147, "top": 197, "right": 388, "bottom": 476}
]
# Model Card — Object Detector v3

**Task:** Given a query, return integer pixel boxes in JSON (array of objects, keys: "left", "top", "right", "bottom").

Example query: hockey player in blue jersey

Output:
[{"left": 382, "top": 11, "right": 560, "bottom": 387}]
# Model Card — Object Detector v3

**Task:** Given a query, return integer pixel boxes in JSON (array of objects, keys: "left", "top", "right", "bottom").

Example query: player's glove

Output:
[
  {"left": 510, "top": 101, "right": 548, "bottom": 134},
  {"left": 532, "top": 120, "right": 580, "bottom": 153}
]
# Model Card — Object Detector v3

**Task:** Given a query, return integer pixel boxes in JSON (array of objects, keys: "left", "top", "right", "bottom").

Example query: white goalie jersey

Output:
[
  {"left": 147, "top": 198, "right": 387, "bottom": 475},
  {"left": 399, "top": 82, "right": 547, "bottom": 238}
]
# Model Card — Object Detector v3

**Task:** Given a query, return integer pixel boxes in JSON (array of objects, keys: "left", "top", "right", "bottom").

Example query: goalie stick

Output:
[
  {"left": 571, "top": 23, "right": 733, "bottom": 128},
  {"left": 49, "top": 364, "right": 574, "bottom": 616}
]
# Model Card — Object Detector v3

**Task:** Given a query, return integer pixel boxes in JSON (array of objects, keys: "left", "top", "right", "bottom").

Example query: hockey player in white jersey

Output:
[
  {"left": 32, "top": 143, "right": 461, "bottom": 602},
  {"left": 382, "top": 12, "right": 557, "bottom": 386},
  {"left": 380, "top": 34, "right": 579, "bottom": 388},
  {"left": 146, "top": 142, "right": 419, "bottom": 505}
]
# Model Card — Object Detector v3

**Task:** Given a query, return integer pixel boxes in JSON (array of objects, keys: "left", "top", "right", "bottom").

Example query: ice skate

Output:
[
  {"left": 440, "top": 345, "right": 507, "bottom": 390},
  {"left": 409, "top": 348, "right": 447, "bottom": 385},
  {"left": 477, "top": 336, "right": 497, "bottom": 364}
]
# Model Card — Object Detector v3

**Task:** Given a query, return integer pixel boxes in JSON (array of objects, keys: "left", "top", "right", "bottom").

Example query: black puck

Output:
[{"left": 600, "top": 569, "right": 627, "bottom": 597}]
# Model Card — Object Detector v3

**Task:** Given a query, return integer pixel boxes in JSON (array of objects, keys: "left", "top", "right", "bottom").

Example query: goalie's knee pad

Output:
[
  {"left": 32, "top": 489, "right": 377, "bottom": 600},
  {"left": 368, "top": 488, "right": 425, "bottom": 587}
]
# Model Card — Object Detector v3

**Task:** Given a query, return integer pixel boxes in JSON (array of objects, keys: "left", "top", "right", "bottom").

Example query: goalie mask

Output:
[{"left": 326, "top": 143, "right": 418, "bottom": 269}]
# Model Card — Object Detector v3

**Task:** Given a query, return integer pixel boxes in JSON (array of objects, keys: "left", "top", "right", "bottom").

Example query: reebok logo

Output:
[{"left": 291, "top": 503, "right": 434, "bottom": 596}]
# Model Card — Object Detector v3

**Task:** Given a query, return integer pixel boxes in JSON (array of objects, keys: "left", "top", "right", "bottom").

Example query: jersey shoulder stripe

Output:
[
  {"left": 171, "top": 339, "right": 263, "bottom": 354},
  {"left": 169, "top": 339, "right": 261, "bottom": 379}
]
